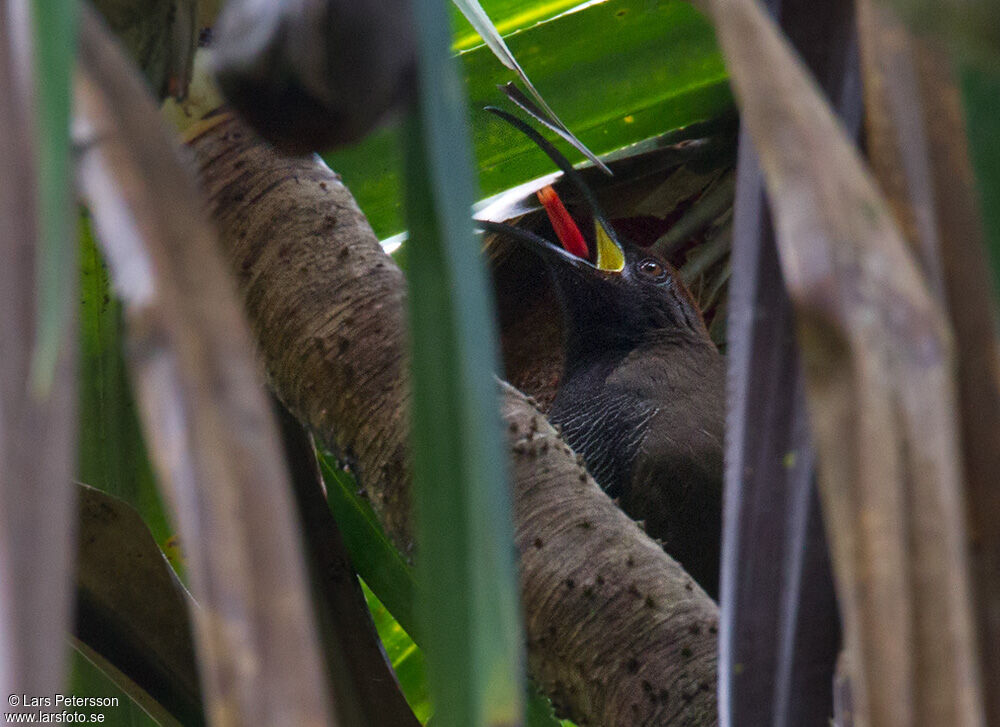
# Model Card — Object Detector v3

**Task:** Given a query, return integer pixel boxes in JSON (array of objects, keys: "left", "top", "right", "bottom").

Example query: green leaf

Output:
[
  {"left": 404, "top": 0, "right": 524, "bottom": 723},
  {"left": 449, "top": 0, "right": 586, "bottom": 51},
  {"left": 74, "top": 484, "right": 204, "bottom": 726},
  {"left": 78, "top": 217, "right": 173, "bottom": 549},
  {"left": 323, "top": 456, "right": 568, "bottom": 726},
  {"left": 362, "top": 583, "right": 433, "bottom": 723},
  {"left": 452, "top": 0, "right": 610, "bottom": 172},
  {"left": 326, "top": 0, "right": 732, "bottom": 239},
  {"left": 69, "top": 648, "right": 159, "bottom": 727},
  {"left": 320, "top": 455, "right": 421, "bottom": 641},
  {"left": 961, "top": 66, "right": 1000, "bottom": 296},
  {"left": 525, "top": 684, "right": 569, "bottom": 727},
  {"left": 30, "top": 0, "right": 78, "bottom": 393}
]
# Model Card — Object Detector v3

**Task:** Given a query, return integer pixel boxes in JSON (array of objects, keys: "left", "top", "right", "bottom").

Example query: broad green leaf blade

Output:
[
  {"left": 449, "top": 0, "right": 585, "bottom": 51},
  {"left": 405, "top": 0, "right": 524, "bottom": 722},
  {"left": 30, "top": 0, "right": 77, "bottom": 393},
  {"left": 327, "top": 0, "right": 732, "bottom": 238},
  {"left": 451, "top": 0, "right": 610, "bottom": 173}
]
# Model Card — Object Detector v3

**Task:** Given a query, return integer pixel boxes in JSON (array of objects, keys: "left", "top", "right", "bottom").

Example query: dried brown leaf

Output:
[
  {"left": 696, "top": 0, "right": 985, "bottom": 724},
  {"left": 0, "top": 5, "right": 78, "bottom": 704},
  {"left": 74, "top": 8, "right": 332, "bottom": 726},
  {"left": 857, "top": 4, "right": 1000, "bottom": 721}
]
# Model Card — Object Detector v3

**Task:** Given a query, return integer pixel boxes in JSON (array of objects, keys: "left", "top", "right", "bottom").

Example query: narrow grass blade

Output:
[
  {"left": 403, "top": 112, "right": 524, "bottom": 725},
  {"left": 498, "top": 83, "right": 611, "bottom": 175},
  {"left": 405, "top": 0, "right": 525, "bottom": 722},
  {"left": 29, "top": 0, "right": 77, "bottom": 394}
]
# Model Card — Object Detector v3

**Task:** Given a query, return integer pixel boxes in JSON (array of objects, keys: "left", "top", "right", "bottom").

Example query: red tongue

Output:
[{"left": 537, "top": 185, "right": 589, "bottom": 260}]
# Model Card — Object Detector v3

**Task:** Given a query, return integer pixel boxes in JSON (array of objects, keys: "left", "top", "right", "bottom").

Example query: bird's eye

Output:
[{"left": 637, "top": 259, "right": 665, "bottom": 279}]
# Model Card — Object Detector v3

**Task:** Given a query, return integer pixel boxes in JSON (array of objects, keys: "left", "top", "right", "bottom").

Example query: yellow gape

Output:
[{"left": 595, "top": 222, "right": 625, "bottom": 272}]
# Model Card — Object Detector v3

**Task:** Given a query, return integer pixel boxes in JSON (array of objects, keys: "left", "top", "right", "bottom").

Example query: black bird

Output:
[{"left": 482, "top": 109, "right": 725, "bottom": 595}]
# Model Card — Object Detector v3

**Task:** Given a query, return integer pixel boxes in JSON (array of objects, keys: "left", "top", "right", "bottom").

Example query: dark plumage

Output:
[
  {"left": 482, "top": 108, "right": 725, "bottom": 595},
  {"left": 544, "top": 243, "right": 725, "bottom": 596}
]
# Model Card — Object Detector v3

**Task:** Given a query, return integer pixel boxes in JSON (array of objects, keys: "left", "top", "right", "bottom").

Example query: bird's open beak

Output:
[{"left": 536, "top": 185, "right": 624, "bottom": 273}]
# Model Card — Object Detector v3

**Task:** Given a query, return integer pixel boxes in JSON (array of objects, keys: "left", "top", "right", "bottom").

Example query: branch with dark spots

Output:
[
  {"left": 183, "top": 111, "right": 719, "bottom": 727},
  {"left": 186, "top": 112, "right": 413, "bottom": 546}
]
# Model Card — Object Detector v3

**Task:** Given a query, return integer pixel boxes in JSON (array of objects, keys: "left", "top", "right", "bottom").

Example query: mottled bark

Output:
[
  {"left": 187, "top": 112, "right": 413, "bottom": 545},
  {"left": 184, "top": 112, "right": 719, "bottom": 726}
]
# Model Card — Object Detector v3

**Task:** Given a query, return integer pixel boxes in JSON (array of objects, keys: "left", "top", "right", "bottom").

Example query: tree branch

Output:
[{"left": 184, "top": 111, "right": 719, "bottom": 726}]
